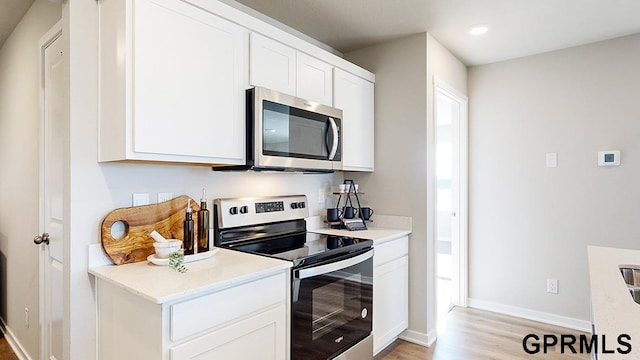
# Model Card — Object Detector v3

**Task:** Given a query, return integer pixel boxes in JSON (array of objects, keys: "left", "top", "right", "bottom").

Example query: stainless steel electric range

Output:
[{"left": 213, "top": 195, "right": 373, "bottom": 360}]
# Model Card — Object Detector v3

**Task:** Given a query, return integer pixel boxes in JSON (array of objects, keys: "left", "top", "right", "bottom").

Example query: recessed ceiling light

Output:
[{"left": 468, "top": 24, "right": 489, "bottom": 36}]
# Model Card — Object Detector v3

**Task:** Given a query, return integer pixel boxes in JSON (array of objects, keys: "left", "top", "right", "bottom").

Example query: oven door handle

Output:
[{"left": 298, "top": 249, "right": 373, "bottom": 280}]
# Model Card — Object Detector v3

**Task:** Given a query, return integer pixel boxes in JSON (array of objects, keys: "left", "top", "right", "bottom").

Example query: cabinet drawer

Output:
[
  {"left": 170, "top": 272, "right": 286, "bottom": 341},
  {"left": 373, "top": 236, "right": 408, "bottom": 267},
  {"left": 170, "top": 304, "right": 287, "bottom": 360}
]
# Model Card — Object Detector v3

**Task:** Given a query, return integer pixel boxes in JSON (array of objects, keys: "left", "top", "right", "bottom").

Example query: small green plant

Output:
[{"left": 169, "top": 250, "right": 188, "bottom": 273}]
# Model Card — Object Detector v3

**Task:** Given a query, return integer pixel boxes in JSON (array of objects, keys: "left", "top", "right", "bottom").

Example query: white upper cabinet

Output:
[
  {"left": 250, "top": 33, "right": 334, "bottom": 106},
  {"left": 99, "top": 0, "right": 374, "bottom": 169},
  {"left": 296, "top": 52, "right": 333, "bottom": 105},
  {"left": 334, "top": 68, "right": 375, "bottom": 171},
  {"left": 99, "top": 0, "right": 248, "bottom": 165},
  {"left": 249, "top": 32, "right": 297, "bottom": 96}
]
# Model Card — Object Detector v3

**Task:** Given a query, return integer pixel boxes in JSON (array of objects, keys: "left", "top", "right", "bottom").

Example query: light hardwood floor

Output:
[
  {"left": 375, "top": 307, "right": 590, "bottom": 360},
  {"left": 0, "top": 334, "right": 17, "bottom": 360}
]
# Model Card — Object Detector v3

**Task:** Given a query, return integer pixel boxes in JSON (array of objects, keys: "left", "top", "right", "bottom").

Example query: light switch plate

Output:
[
  {"left": 598, "top": 150, "right": 620, "bottom": 166},
  {"left": 546, "top": 153, "right": 557, "bottom": 168}
]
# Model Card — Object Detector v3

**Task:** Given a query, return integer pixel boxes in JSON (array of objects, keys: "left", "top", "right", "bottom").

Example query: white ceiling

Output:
[
  {"left": 233, "top": 0, "right": 640, "bottom": 66},
  {"left": 0, "top": 0, "right": 35, "bottom": 49},
  {"left": 2, "top": 1, "right": 639, "bottom": 66}
]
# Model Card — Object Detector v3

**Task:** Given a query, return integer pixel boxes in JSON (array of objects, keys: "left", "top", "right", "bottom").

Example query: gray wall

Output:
[
  {"left": 346, "top": 33, "right": 467, "bottom": 343},
  {"left": 346, "top": 33, "right": 428, "bottom": 341},
  {"left": 468, "top": 33, "right": 640, "bottom": 324},
  {"left": 0, "top": 1, "right": 62, "bottom": 358}
]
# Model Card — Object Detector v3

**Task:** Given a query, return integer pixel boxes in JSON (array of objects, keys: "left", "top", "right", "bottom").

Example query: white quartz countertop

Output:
[
  {"left": 587, "top": 246, "right": 640, "bottom": 359},
  {"left": 306, "top": 214, "right": 411, "bottom": 245},
  {"left": 310, "top": 227, "right": 410, "bottom": 245},
  {"left": 89, "top": 247, "right": 291, "bottom": 305}
]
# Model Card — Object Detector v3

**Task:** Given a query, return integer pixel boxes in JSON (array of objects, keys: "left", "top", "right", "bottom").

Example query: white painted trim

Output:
[
  {"left": 433, "top": 77, "right": 469, "bottom": 309},
  {"left": 0, "top": 320, "right": 31, "bottom": 360},
  {"left": 433, "top": 77, "right": 468, "bottom": 102},
  {"left": 458, "top": 91, "right": 468, "bottom": 308},
  {"left": 38, "top": 20, "right": 63, "bottom": 360},
  {"left": 399, "top": 329, "right": 436, "bottom": 347},
  {"left": 468, "top": 298, "right": 592, "bottom": 332}
]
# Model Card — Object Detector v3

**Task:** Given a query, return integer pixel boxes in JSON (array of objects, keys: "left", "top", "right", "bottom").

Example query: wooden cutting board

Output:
[{"left": 101, "top": 195, "right": 201, "bottom": 265}]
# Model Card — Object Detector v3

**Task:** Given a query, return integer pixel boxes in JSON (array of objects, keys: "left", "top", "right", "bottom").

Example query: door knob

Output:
[
  {"left": 33, "top": 233, "right": 50, "bottom": 245},
  {"left": 451, "top": 211, "right": 457, "bottom": 217}
]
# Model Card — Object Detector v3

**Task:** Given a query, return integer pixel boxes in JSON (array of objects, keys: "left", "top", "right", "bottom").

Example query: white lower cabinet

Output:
[
  {"left": 170, "top": 305, "right": 286, "bottom": 360},
  {"left": 96, "top": 272, "right": 289, "bottom": 360},
  {"left": 373, "top": 236, "right": 409, "bottom": 354}
]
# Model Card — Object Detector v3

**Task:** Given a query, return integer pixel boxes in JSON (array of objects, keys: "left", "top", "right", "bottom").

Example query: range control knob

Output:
[
  {"left": 291, "top": 202, "right": 306, "bottom": 209},
  {"left": 239, "top": 205, "right": 249, "bottom": 214},
  {"left": 229, "top": 206, "right": 238, "bottom": 215}
]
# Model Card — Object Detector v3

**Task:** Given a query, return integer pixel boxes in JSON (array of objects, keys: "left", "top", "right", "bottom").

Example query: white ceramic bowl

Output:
[{"left": 153, "top": 239, "right": 182, "bottom": 258}]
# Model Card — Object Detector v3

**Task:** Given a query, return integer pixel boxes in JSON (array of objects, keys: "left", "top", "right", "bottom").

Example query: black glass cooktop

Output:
[{"left": 223, "top": 231, "right": 372, "bottom": 268}]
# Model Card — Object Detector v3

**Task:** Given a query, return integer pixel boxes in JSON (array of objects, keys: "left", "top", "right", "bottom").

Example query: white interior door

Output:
[
  {"left": 434, "top": 80, "right": 468, "bottom": 320},
  {"left": 37, "top": 21, "right": 66, "bottom": 360}
]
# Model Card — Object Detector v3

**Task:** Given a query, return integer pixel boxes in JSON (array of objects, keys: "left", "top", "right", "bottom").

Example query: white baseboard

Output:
[
  {"left": 0, "top": 319, "right": 31, "bottom": 360},
  {"left": 399, "top": 328, "right": 437, "bottom": 347},
  {"left": 468, "top": 298, "right": 591, "bottom": 332}
]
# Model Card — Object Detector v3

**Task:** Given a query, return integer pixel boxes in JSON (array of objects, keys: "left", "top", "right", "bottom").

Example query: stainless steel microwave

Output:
[{"left": 216, "top": 87, "right": 342, "bottom": 172}]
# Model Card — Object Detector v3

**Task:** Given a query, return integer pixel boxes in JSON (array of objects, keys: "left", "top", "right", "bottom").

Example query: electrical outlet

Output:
[
  {"left": 24, "top": 307, "right": 29, "bottom": 328},
  {"left": 158, "top": 192, "right": 173, "bottom": 203},
  {"left": 132, "top": 193, "right": 150, "bottom": 206},
  {"left": 547, "top": 279, "right": 559, "bottom": 294}
]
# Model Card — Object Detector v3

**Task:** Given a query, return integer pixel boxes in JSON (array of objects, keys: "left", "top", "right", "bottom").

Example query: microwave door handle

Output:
[
  {"left": 298, "top": 249, "right": 373, "bottom": 280},
  {"left": 327, "top": 117, "right": 339, "bottom": 160}
]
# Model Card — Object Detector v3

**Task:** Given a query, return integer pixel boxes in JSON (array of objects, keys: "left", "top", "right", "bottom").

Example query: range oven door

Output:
[
  {"left": 291, "top": 249, "right": 373, "bottom": 360},
  {"left": 251, "top": 86, "right": 343, "bottom": 171}
]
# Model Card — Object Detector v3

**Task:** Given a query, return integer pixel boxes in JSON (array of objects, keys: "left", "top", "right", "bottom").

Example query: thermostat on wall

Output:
[{"left": 598, "top": 150, "right": 620, "bottom": 167}]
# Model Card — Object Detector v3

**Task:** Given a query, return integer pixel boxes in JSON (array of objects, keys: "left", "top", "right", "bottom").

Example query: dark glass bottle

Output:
[
  {"left": 183, "top": 199, "right": 194, "bottom": 255},
  {"left": 198, "top": 189, "right": 210, "bottom": 253}
]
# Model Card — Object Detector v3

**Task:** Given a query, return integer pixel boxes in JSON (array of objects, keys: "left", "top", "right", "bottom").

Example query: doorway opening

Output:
[{"left": 434, "top": 79, "right": 468, "bottom": 332}]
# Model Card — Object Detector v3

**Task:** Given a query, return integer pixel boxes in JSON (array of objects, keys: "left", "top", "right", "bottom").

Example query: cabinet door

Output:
[
  {"left": 333, "top": 68, "right": 374, "bottom": 171},
  {"left": 133, "top": 0, "right": 246, "bottom": 163},
  {"left": 170, "top": 305, "right": 287, "bottom": 360},
  {"left": 250, "top": 33, "right": 296, "bottom": 96},
  {"left": 296, "top": 52, "right": 333, "bottom": 106},
  {"left": 373, "top": 256, "right": 408, "bottom": 354}
]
